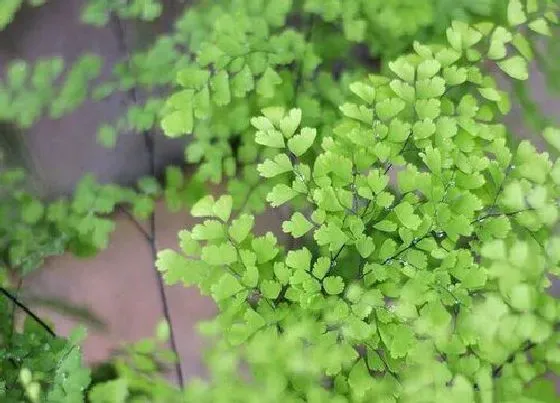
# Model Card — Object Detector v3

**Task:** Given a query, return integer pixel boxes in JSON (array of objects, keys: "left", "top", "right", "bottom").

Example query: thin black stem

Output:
[
  {"left": 118, "top": 205, "right": 152, "bottom": 242},
  {"left": 110, "top": 14, "right": 184, "bottom": 388},
  {"left": 8, "top": 277, "right": 23, "bottom": 340},
  {"left": 1, "top": 286, "right": 55, "bottom": 337}
]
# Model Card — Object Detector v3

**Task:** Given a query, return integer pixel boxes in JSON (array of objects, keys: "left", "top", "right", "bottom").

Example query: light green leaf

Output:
[
  {"left": 348, "top": 360, "right": 373, "bottom": 398},
  {"left": 267, "top": 184, "right": 298, "bottom": 207},
  {"left": 88, "top": 379, "right": 128, "bottom": 403},
  {"left": 191, "top": 195, "right": 215, "bottom": 217},
  {"left": 192, "top": 220, "right": 225, "bottom": 240},
  {"left": 314, "top": 222, "right": 348, "bottom": 252},
  {"left": 210, "top": 71, "right": 231, "bottom": 106},
  {"left": 201, "top": 243, "right": 237, "bottom": 266},
  {"left": 287, "top": 127, "right": 316, "bottom": 156},
  {"left": 507, "top": 0, "right": 527, "bottom": 26},
  {"left": 255, "top": 128, "right": 286, "bottom": 148},
  {"left": 282, "top": 212, "right": 314, "bottom": 238},
  {"left": 251, "top": 232, "right": 279, "bottom": 264},
  {"left": 349, "top": 81, "right": 375, "bottom": 104},
  {"left": 211, "top": 273, "right": 243, "bottom": 301},
  {"left": 417, "top": 59, "right": 442, "bottom": 80},
  {"left": 257, "top": 154, "right": 293, "bottom": 177},
  {"left": 542, "top": 127, "right": 560, "bottom": 152},
  {"left": 229, "top": 214, "right": 255, "bottom": 243},
  {"left": 376, "top": 98, "right": 406, "bottom": 121},
  {"left": 394, "top": 202, "right": 421, "bottom": 230},
  {"left": 279, "top": 108, "right": 302, "bottom": 138},
  {"left": 155, "top": 320, "right": 170, "bottom": 342},
  {"left": 388, "top": 58, "right": 415, "bottom": 83},
  {"left": 231, "top": 64, "right": 255, "bottom": 97},
  {"left": 257, "top": 67, "right": 282, "bottom": 98},
  {"left": 260, "top": 279, "right": 281, "bottom": 299},
  {"left": 97, "top": 124, "right": 117, "bottom": 148},
  {"left": 498, "top": 56, "right": 528, "bottom": 80},
  {"left": 312, "top": 257, "right": 331, "bottom": 279},
  {"left": 161, "top": 108, "right": 193, "bottom": 137},
  {"left": 323, "top": 276, "right": 345, "bottom": 295},
  {"left": 413, "top": 119, "right": 436, "bottom": 139},
  {"left": 286, "top": 247, "right": 312, "bottom": 271},
  {"left": 356, "top": 236, "right": 375, "bottom": 258},
  {"left": 241, "top": 265, "right": 259, "bottom": 288}
]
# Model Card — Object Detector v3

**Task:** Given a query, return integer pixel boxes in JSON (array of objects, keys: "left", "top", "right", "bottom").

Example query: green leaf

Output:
[
  {"left": 349, "top": 81, "right": 375, "bottom": 104},
  {"left": 388, "top": 58, "right": 415, "bottom": 83},
  {"left": 413, "top": 119, "right": 436, "bottom": 140},
  {"left": 390, "top": 80, "right": 415, "bottom": 103},
  {"left": 417, "top": 59, "right": 442, "bottom": 80},
  {"left": 343, "top": 17, "right": 366, "bottom": 42},
  {"left": 251, "top": 115, "right": 275, "bottom": 131},
  {"left": 256, "top": 128, "right": 285, "bottom": 148},
  {"left": 178, "top": 230, "right": 200, "bottom": 257},
  {"left": 155, "top": 250, "right": 191, "bottom": 286},
  {"left": 512, "top": 32, "right": 533, "bottom": 60},
  {"left": 416, "top": 77, "right": 446, "bottom": 99},
  {"left": 356, "top": 236, "right": 375, "bottom": 258},
  {"left": 287, "top": 127, "right": 316, "bottom": 156},
  {"left": 394, "top": 201, "right": 421, "bottom": 230},
  {"left": 376, "top": 98, "right": 406, "bottom": 121},
  {"left": 22, "top": 200, "right": 44, "bottom": 224},
  {"left": 279, "top": 108, "right": 302, "bottom": 138},
  {"left": 201, "top": 243, "right": 237, "bottom": 266},
  {"left": 387, "top": 119, "right": 411, "bottom": 143},
  {"left": 194, "top": 86, "right": 211, "bottom": 119},
  {"left": 257, "top": 67, "right": 282, "bottom": 98},
  {"left": 88, "top": 379, "right": 128, "bottom": 403},
  {"left": 479, "top": 87, "right": 501, "bottom": 102},
  {"left": 415, "top": 99, "right": 441, "bottom": 120},
  {"left": 177, "top": 68, "right": 210, "bottom": 89},
  {"left": 260, "top": 279, "right": 281, "bottom": 299},
  {"left": 210, "top": 71, "right": 231, "bottom": 106},
  {"left": 161, "top": 108, "right": 193, "bottom": 137},
  {"left": 211, "top": 273, "right": 243, "bottom": 301},
  {"left": 507, "top": 0, "right": 527, "bottom": 26},
  {"left": 498, "top": 55, "right": 528, "bottom": 80},
  {"left": 229, "top": 214, "right": 255, "bottom": 243},
  {"left": 314, "top": 222, "right": 348, "bottom": 252},
  {"left": 231, "top": 64, "right": 255, "bottom": 97},
  {"left": 155, "top": 320, "right": 170, "bottom": 342},
  {"left": 241, "top": 265, "right": 259, "bottom": 288},
  {"left": 443, "top": 66, "right": 467, "bottom": 86},
  {"left": 192, "top": 220, "right": 225, "bottom": 240},
  {"left": 542, "top": 127, "right": 560, "bottom": 152},
  {"left": 97, "top": 124, "right": 117, "bottom": 148},
  {"left": 282, "top": 212, "right": 314, "bottom": 238},
  {"left": 191, "top": 195, "right": 215, "bottom": 217},
  {"left": 257, "top": 154, "right": 293, "bottom": 177},
  {"left": 529, "top": 18, "right": 552, "bottom": 36},
  {"left": 251, "top": 232, "right": 279, "bottom": 264},
  {"left": 267, "top": 184, "right": 298, "bottom": 207},
  {"left": 348, "top": 360, "right": 373, "bottom": 397},
  {"left": 286, "top": 247, "right": 312, "bottom": 271},
  {"left": 213, "top": 195, "right": 233, "bottom": 222},
  {"left": 312, "top": 257, "right": 331, "bottom": 279},
  {"left": 323, "top": 276, "right": 345, "bottom": 295}
]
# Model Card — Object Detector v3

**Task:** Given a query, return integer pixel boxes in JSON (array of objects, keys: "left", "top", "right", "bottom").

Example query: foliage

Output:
[
  {"left": 0, "top": 0, "right": 559, "bottom": 402},
  {"left": 156, "top": 1, "right": 560, "bottom": 401}
]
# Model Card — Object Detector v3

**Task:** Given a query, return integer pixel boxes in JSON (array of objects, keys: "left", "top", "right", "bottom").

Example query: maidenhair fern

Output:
[
  {"left": 154, "top": 1, "right": 560, "bottom": 401},
  {"left": 0, "top": 0, "right": 559, "bottom": 401}
]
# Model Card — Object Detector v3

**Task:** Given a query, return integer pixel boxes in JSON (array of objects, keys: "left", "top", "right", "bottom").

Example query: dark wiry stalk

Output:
[
  {"left": 110, "top": 15, "right": 184, "bottom": 388},
  {"left": 1, "top": 286, "right": 55, "bottom": 337}
]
